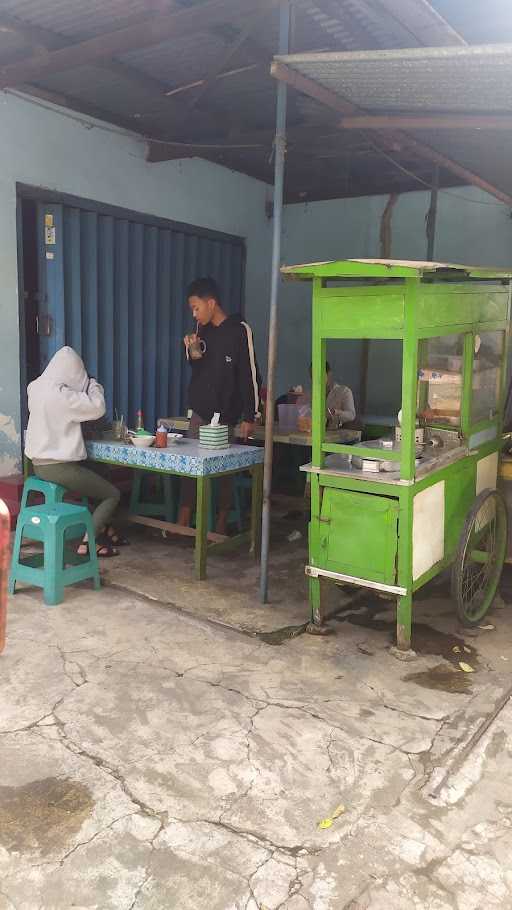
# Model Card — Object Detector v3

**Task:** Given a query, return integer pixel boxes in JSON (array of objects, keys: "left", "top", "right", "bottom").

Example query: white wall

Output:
[
  {"left": 276, "top": 187, "right": 512, "bottom": 414},
  {"left": 0, "top": 91, "right": 272, "bottom": 474}
]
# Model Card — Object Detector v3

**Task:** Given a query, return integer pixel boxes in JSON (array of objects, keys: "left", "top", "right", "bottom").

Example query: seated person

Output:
[
  {"left": 295, "top": 362, "right": 356, "bottom": 430},
  {"left": 24, "top": 346, "right": 123, "bottom": 557},
  {"left": 325, "top": 362, "right": 356, "bottom": 429}
]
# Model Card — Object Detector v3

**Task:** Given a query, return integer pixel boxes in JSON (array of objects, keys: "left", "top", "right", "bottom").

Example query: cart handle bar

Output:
[{"left": 306, "top": 565, "right": 407, "bottom": 596}]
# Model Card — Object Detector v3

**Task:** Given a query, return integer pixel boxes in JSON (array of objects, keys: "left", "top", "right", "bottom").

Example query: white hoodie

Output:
[{"left": 25, "top": 346, "right": 106, "bottom": 464}]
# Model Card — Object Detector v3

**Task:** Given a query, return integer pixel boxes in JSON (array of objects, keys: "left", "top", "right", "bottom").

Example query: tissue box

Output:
[{"left": 199, "top": 424, "right": 230, "bottom": 449}]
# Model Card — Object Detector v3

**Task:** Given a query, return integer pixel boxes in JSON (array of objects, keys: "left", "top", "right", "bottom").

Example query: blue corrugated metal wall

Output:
[{"left": 37, "top": 202, "right": 245, "bottom": 430}]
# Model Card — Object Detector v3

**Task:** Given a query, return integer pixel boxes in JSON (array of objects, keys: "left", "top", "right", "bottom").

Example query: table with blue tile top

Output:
[{"left": 87, "top": 439, "right": 264, "bottom": 580}]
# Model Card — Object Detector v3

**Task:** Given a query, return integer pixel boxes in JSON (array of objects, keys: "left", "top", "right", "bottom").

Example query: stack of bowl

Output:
[{"left": 131, "top": 430, "right": 156, "bottom": 448}]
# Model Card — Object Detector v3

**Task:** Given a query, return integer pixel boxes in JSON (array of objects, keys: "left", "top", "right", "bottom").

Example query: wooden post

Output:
[
  {"left": 359, "top": 340, "right": 370, "bottom": 419},
  {"left": 426, "top": 166, "right": 439, "bottom": 261},
  {"left": 379, "top": 192, "right": 398, "bottom": 259}
]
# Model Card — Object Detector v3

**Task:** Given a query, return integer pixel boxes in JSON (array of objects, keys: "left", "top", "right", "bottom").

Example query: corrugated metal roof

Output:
[
  {"left": 273, "top": 43, "right": 512, "bottom": 200},
  {"left": 0, "top": 0, "right": 507, "bottom": 201},
  {"left": 38, "top": 65, "right": 160, "bottom": 118},
  {"left": 0, "top": 0, "right": 150, "bottom": 40},
  {"left": 274, "top": 44, "right": 512, "bottom": 114},
  {"left": 296, "top": 0, "right": 379, "bottom": 51},
  {"left": 120, "top": 31, "right": 229, "bottom": 87}
]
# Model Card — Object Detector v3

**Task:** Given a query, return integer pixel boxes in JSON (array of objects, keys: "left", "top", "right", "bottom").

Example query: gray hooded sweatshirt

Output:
[{"left": 25, "top": 346, "right": 106, "bottom": 465}]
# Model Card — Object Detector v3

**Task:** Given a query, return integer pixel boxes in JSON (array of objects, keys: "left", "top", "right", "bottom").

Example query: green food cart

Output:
[{"left": 282, "top": 259, "right": 512, "bottom": 654}]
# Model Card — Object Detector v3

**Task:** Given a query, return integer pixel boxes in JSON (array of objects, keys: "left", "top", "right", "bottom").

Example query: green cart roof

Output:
[{"left": 281, "top": 258, "right": 512, "bottom": 280}]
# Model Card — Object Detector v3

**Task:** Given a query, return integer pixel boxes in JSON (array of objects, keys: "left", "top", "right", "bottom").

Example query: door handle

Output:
[{"left": 36, "top": 315, "right": 52, "bottom": 336}]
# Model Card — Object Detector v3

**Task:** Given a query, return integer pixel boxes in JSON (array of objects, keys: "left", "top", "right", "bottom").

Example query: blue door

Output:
[{"left": 36, "top": 200, "right": 245, "bottom": 430}]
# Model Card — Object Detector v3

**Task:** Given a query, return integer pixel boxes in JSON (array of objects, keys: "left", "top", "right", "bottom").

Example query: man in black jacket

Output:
[{"left": 178, "top": 277, "right": 261, "bottom": 533}]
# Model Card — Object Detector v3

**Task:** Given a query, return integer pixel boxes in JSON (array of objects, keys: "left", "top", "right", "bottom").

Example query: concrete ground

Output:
[
  {"left": 3, "top": 523, "right": 512, "bottom": 909},
  {"left": 101, "top": 516, "right": 315, "bottom": 637}
]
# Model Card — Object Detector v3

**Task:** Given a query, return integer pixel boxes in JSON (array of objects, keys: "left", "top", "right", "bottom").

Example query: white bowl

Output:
[
  {"left": 167, "top": 433, "right": 184, "bottom": 444},
  {"left": 131, "top": 435, "right": 155, "bottom": 448}
]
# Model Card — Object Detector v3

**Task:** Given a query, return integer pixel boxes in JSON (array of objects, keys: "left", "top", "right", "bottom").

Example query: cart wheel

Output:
[{"left": 451, "top": 489, "right": 507, "bottom": 627}]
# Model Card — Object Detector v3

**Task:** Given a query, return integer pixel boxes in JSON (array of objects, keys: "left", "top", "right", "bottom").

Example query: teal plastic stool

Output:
[
  {"left": 129, "top": 471, "right": 177, "bottom": 522},
  {"left": 234, "top": 474, "right": 252, "bottom": 526},
  {"left": 9, "top": 503, "right": 100, "bottom": 606},
  {"left": 191, "top": 482, "right": 233, "bottom": 532},
  {"left": 204, "top": 476, "right": 248, "bottom": 534},
  {"left": 21, "top": 477, "right": 88, "bottom": 511}
]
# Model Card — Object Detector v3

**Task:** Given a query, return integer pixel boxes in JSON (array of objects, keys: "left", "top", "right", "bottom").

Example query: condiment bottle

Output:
[
  {"left": 135, "top": 409, "right": 144, "bottom": 431},
  {"left": 155, "top": 425, "right": 168, "bottom": 448}
]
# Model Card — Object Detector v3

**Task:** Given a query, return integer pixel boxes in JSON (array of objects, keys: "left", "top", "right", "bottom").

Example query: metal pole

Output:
[{"left": 259, "top": 0, "right": 290, "bottom": 603}]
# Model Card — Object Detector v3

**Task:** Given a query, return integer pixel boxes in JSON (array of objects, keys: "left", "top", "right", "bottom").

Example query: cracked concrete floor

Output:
[{"left": 2, "top": 575, "right": 512, "bottom": 909}]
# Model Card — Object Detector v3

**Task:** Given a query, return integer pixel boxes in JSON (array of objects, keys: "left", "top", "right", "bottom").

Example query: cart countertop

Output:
[
  {"left": 301, "top": 443, "right": 468, "bottom": 485},
  {"left": 281, "top": 258, "right": 512, "bottom": 281}
]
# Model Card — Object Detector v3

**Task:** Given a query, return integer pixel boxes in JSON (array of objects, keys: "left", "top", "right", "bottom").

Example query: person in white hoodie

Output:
[{"left": 25, "top": 346, "right": 121, "bottom": 558}]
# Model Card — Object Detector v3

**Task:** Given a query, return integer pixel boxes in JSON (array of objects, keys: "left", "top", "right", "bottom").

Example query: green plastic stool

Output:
[
  {"left": 9, "top": 503, "right": 100, "bottom": 606},
  {"left": 129, "top": 471, "right": 177, "bottom": 522},
  {"left": 20, "top": 476, "right": 88, "bottom": 511}
]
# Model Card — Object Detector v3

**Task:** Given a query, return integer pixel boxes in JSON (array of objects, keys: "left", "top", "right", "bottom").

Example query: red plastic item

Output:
[
  {"left": 0, "top": 474, "right": 25, "bottom": 529},
  {"left": 0, "top": 498, "right": 9, "bottom": 653},
  {"left": 155, "top": 427, "right": 168, "bottom": 448}
]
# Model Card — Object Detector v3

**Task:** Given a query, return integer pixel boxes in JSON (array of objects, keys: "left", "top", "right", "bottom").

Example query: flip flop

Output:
[
  {"left": 106, "top": 526, "right": 130, "bottom": 547},
  {"left": 77, "top": 535, "right": 119, "bottom": 559}
]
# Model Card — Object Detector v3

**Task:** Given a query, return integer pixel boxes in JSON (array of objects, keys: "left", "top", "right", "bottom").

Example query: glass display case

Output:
[
  {"left": 418, "top": 334, "right": 464, "bottom": 427},
  {"left": 472, "top": 331, "right": 504, "bottom": 425}
]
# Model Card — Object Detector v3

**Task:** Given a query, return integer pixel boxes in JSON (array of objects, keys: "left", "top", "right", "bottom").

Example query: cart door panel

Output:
[
  {"left": 443, "top": 459, "right": 476, "bottom": 559},
  {"left": 316, "top": 489, "right": 399, "bottom": 585}
]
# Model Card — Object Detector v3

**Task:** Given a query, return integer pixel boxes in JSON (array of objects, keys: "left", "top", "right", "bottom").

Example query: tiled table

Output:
[{"left": 87, "top": 439, "right": 264, "bottom": 580}]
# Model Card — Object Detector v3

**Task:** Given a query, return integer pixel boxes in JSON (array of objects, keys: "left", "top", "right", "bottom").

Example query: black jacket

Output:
[{"left": 187, "top": 314, "right": 261, "bottom": 426}]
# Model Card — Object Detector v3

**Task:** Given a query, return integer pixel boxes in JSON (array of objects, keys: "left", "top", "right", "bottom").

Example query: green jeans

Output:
[{"left": 33, "top": 462, "right": 121, "bottom": 535}]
